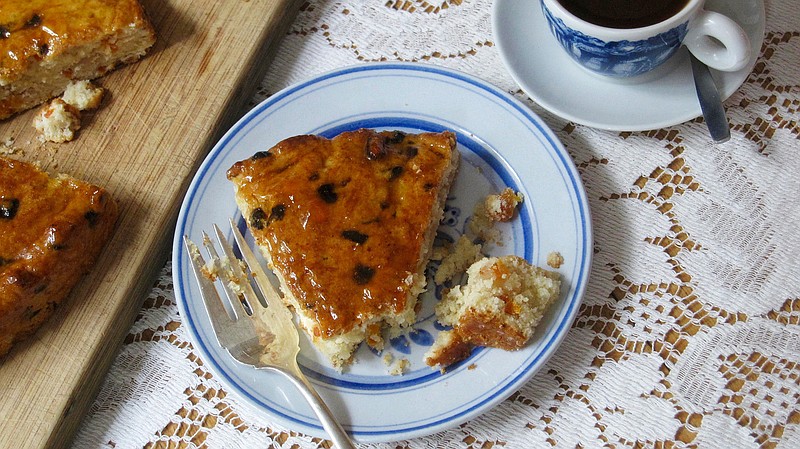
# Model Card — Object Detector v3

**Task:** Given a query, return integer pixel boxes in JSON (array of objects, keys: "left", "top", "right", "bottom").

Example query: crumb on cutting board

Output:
[
  {"left": 62, "top": 80, "right": 105, "bottom": 111},
  {"left": 34, "top": 99, "right": 81, "bottom": 143},
  {"left": 1, "top": 137, "right": 21, "bottom": 155},
  {"left": 33, "top": 80, "right": 106, "bottom": 143}
]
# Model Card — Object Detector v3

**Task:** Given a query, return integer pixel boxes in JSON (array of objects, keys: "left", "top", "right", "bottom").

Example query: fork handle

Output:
[{"left": 273, "top": 368, "right": 357, "bottom": 448}]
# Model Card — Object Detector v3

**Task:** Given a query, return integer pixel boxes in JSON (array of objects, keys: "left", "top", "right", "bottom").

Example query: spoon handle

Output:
[{"left": 690, "top": 54, "right": 731, "bottom": 143}]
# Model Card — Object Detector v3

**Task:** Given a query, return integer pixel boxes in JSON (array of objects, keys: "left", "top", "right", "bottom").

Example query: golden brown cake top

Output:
[
  {"left": 0, "top": 0, "right": 154, "bottom": 82},
  {"left": 227, "top": 129, "right": 457, "bottom": 338},
  {"left": 0, "top": 157, "right": 113, "bottom": 267}
]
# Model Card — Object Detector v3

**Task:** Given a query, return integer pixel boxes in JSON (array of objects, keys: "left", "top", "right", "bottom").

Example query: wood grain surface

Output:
[{"left": 0, "top": 0, "right": 302, "bottom": 447}]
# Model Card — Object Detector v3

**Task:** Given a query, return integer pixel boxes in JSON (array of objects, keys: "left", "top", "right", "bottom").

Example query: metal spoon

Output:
[{"left": 690, "top": 53, "right": 731, "bottom": 143}]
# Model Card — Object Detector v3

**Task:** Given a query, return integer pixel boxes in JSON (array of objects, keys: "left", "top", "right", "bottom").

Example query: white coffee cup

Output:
[{"left": 540, "top": 0, "right": 751, "bottom": 77}]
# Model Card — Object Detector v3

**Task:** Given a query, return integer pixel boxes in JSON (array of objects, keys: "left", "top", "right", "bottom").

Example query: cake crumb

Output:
[
  {"left": 547, "top": 251, "right": 564, "bottom": 269},
  {"left": 485, "top": 188, "right": 524, "bottom": 222},
  {"left": 62, "top": 80, "right": 105, "bottom": 111},
  {"left": 0, "top": 138, "right": 20, "bottom": 155},
  {"left": 469, "top": 188, "right": 523, "bottom": 242},
  {"left": 382, "top": 352, "right": 394, "bottom": 366},
  {"left": 389, "top": 358, "right": 410, "bottom": 376},
  {"left": 468, "top": 363, "right": 477, "bottom": 370},
  {"left": 32, "top": 81, "right": 105, "bottom": 143},
  {"left": 434, "top": 235, "right": 483, "bottom": 285},
  {"left": 430, "top": 245, "right": 449, "bottom": 261},
  {"left": 468, "top": 202, "right": 494, "bottom": 240},
  {"left": 34, "top": 99, "right": 81, "bottom": 143}
]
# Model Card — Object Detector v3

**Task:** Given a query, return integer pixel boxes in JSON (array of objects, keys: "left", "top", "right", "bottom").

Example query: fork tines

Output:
[
  {"left": 184, "top": 219, "right": 290, "bottom": 325},
  {"left": 185, "top": 223, "right": 263, "bottom": 323}
]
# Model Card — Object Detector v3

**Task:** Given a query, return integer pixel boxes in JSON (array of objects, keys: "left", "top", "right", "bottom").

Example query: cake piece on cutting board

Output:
[
  {"left": 0, "top": 0, "right": 156, "bottom": 120},
  {"left": 227, "top": 129, "right": 460, "bottom": 369},
  {"left": 0, "top": 157, "right": 118, "bottom": 357}
]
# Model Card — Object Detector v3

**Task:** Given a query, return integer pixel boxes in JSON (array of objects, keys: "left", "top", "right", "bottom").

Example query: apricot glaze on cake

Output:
[
  {"left": 227, "top": 129, "right": 460, "bottom": 368},
  {"left": 0, "top": 157, "right": 118, "bottom": 357},
  {"left": 0, "top": 0, "right": 156, "bottom": 120}
]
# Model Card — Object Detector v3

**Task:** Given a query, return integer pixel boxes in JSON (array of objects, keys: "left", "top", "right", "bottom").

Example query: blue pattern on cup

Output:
[{"left": 541, "top": 2, "right": 688, "bottom": 77}]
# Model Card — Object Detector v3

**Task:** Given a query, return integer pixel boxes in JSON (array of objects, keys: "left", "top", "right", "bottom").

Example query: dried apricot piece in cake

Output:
[
  {"left": 425, "top": 255, "right": 561, "bottom": 370},
  {"left": 0, "top": 0, "right": 156, "bottom": 120},
  {"left": 227, "top": 129, "right": 460, "bottom": 368},
  {"left": 0, "top": 157, "right": 119, "bottom": 357}
]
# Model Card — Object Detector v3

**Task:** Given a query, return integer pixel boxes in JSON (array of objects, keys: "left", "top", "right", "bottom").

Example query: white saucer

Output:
[{"left": 493, "top": 0, "right": 765, "bottom": 131}]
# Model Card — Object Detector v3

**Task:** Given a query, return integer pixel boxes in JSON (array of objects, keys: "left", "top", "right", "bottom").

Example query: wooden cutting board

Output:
[{"left": 0, "top": 0, "right": 302, "bottom": 447}]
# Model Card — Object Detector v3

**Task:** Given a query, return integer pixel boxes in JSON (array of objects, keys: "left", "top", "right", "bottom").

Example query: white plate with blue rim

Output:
[
  {"left": 493, "top": 0, "right": 765, "bottom": 131},
  {"left": 173, "top": 62, "right": 592, "bottom": 443}
]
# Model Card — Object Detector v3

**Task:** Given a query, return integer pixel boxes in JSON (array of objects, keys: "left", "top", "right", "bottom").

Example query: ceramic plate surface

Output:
[
  {"left": 493, "top": 0, "right": 765, "bottom": 131},
  {"left": 173, "top": 63, "right": 592, "bottom": 443}
]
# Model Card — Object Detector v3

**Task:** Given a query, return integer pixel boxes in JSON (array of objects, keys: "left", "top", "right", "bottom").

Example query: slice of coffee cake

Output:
[
  {"left": 0, "top": 0, "right": 156, "bottom": 120},
  {"left": 227, "top": 129, "right": 459, "bottom": 368},
  {"left": 0, "top": 157, "right": 118, "bottom": 356}
]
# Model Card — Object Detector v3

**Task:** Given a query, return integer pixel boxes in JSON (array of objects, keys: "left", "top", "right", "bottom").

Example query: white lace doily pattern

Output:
[{"left": 73, "top": 1, "right": 800, "bottom": 447}]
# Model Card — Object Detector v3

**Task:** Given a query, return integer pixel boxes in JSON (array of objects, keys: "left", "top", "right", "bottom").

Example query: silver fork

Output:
[{"left": 184, "top": 218, "right": 356, "bottom": 448}]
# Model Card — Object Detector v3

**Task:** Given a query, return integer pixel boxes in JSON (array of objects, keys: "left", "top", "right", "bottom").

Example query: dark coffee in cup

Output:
[{"left": 556, "top": 0, "right": 691, "bottom": 29}]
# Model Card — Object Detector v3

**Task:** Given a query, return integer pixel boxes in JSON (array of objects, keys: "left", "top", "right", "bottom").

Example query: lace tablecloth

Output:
[{"left": 73, "top": 1, "right": 800, "bottom": 447}]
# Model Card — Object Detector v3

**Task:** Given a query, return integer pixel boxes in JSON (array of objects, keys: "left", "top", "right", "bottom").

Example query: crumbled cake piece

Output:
[
  {"left": 33, "top": 99, "right": 81, "bottom": 143},
  {"left": 62, "top": 80, "right": 105, "bottom": 111},
  {"left": 430, "top": 245, "right": 449, "bottom": 261},
  {"left": 438, "top": 256, "right": 561, "bottom": 349},
  {"left": 547, "top": 251, "right": 564, "bottom": 269},
  {"left": 426, "top": 255, "right": 561, "bottom": 369},
  {"left": 469, "top": 188, "right": 523, "bottom": 242},
  {"left": 0, "top": 0, "right": 156, "bottom": 120},
  {"left": 389, "top": 358, "right": 411, "bottom": 376},
  {"left": 434, "top": 188, "right": 524, "bottom": 287},
  {"left": 227, "top": 129, "right": 460, "bottom": 369},
  {"left": 485, "top": 188, "right": 524, "bottom": 222},
  {"left": 434, "top": 235, "right": 483, "bottom": 285},
  {"left": 468, "top": 202, "right": 495, "bottom": 240},
  {"left": 0, "top": 138, "right": 20, "bottom": 155},
  {"left": 424, "top": 329, "right": 474, "bottom": 372},
  {"left": 32, "top": 80, "right": 105, "bottom": 142}
]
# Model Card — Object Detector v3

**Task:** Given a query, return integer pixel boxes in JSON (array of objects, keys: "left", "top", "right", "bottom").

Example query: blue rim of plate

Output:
[{"left": 172, "top": 62, "right": 593, "bottom": 442}]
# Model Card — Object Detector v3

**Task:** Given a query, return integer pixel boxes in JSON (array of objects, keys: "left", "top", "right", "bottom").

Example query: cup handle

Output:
[{"left": 684, "top": 10, "right": 751, "bottom": 72}]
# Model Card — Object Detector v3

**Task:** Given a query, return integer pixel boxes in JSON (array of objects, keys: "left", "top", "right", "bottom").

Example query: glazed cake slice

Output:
[
  {"left": 0, "top": 0, "right": 156, "bottom": 120},
  {"left": 0, "top": 157, "right": 118, "bottom": 357},
  {"left": 227, "top": 129, "right": 460, "bottom": 368}
]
